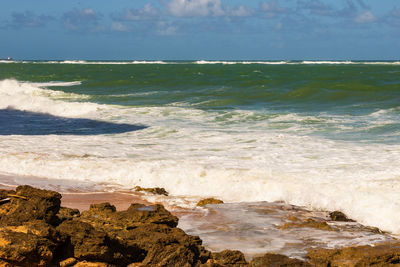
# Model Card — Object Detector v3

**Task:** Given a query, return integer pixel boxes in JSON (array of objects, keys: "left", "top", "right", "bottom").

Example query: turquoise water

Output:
[{"left": 0, "top": 60, "right": 400, "bottom": 234}]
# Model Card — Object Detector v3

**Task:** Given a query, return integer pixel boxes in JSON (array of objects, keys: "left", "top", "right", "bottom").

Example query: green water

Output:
[{"left": 0, "top": 61, "right": 399, "bottom": 142}]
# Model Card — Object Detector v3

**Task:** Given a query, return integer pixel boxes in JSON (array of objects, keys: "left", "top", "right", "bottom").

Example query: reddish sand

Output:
[
  {"left": 61, "top": 192, "right": 152, "bottom": 211},
  {"left": 0, "top": 182, "right": 152, "bottom": 211}
]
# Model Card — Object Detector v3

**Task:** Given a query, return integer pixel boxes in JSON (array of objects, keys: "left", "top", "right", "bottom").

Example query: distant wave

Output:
[
  {"left": 30, "top": 81, "right": 82, "bottom": 87},
  {"left": 195, "top": 60, "right": 289, "bottom": 65},
  {"left": 2, "top": 60, "right": 399, "bottom": 65}
]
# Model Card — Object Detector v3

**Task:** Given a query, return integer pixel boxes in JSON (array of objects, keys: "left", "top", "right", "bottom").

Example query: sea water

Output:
[{"left": 0, "top": 60, "right": 399, "bottom": 238}]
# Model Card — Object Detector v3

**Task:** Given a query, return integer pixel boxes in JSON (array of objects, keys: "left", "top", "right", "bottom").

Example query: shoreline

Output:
[
  {"left": 0, "top": 182, "right": 398, "bottom": 262},
  {"left": 1, "top": 185, "right": 400, "bottom": 266}
]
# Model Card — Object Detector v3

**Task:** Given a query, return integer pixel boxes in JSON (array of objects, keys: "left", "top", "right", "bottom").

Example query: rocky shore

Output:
[{"left": 1, "top": 186, "right": 400, "bottom": 266}]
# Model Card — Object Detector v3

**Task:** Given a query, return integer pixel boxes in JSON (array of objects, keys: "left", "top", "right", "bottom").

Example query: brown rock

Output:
[
  {"left": 56, "top": 220, "right": 115, "bottom": 263},
  {"left": 307, "top": 242, "right": 400, "bottom": 267},
  {"left": 329, "top": 211, "right": 355, "bottom": 222},
  {"left": 59, "top": 257, "right": 78, "bottom": 267},
  {"left": 81, "top": 202, "right": 179, "bottom": 229},
  {"left": 197, "top": 198, "right": 224, "bottom": 207},
  {"left": 211, "top": 250, "right": 248, "bottom": 266},
  {"left": 57, "top": 207, "right": 80, "bottom": 222},
  {"left": 278, "top": 218, "right": 335, "bottom": 231},
  {"left": 74, "top": 261, "right": 116, "bottom": 267},
  {"left": 79, "top": 202, "right": 210, "bottom": 266},
  {"left": 249, "top": 253, "right": 311, "bottom": 267},
  {"left": 134, "top": 186, "right": 169, "bottom": 196},
  {"left": 0, "top": 227, "right": 56, "bottom": 266},
  {"left": 0, "top": 185, "right": 61, "bottom": 226}
]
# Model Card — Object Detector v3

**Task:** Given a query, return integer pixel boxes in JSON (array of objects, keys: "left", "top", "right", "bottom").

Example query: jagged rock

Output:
[
  {"left": 329, "top": 211, "right": 355, "bottom": 222},
  {"left": 81, "top": 202, "right": 179, "bottom": 229},
  {"left": 0, "top": 227, "right": 56, "bottom": 266},
  {"left": 307, "top": 242, "right": 400, "bottom": 267},
  {"left": 56, "top": 220, "right": 115, "bottom": 263},
  {"left": 211, "top": 250, "right": 248, "bottom": 266},
  {"left": 134, "top": 186, "right": 169, "bottom": 196},
  {"left": 249, "top": 253, "right": 311, "bottom": 267},
  {"left": 0, "top": 185, "right": 61, "bottom": 226},
  {"left": 57, "top": 207, "right": 80, "bottom": 223},
  {"left": 197, "top": 198, "right": 224, "bottom": 207},
  {"left": 79, "top": 202, "right": 210, "bottom": 266}
]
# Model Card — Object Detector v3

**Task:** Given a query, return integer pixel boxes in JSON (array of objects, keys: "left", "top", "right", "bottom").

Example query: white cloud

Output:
[
  {"left": 226, "top": 5, "right": 253, "bottom": 17},
  {"left": 156, "top": 21, "right": 178, "bottom": 35},
  {"left": 62, "top": 8, "right": 102, "bottom": 31},
  {"left": 260, "top": 1, "right": 288, "bottom": 18},
  {"left": 167, "top": 0, "right": 225, "bottom": 17},
  {"left": 111, "top": 22, "right": 129, "bottom": 32},
  {"left": 123, "top": 4, "right": 159, "bottom": 21},
  {"left": 355, "top": 10, "right": 376, "bottom": 23}
]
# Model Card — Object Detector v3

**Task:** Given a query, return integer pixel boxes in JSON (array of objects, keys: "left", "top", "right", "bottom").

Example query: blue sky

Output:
[{"left": 0, "top": 0, "right": 399, "bottom": 60}]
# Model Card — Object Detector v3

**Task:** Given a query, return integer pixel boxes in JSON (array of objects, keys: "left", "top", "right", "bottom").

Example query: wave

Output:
[
  {"left": 2, "top": 60, "right": 400, "bottom": 65},
  {"left": 302, "top": 60, "right": 354, "bottom": 64},
  {"left": 0, "top": 79, "right": 102, "bottom": 117},
  {"left": 29, "top": 81, "right": 82, "bottom": 87},
  {"left": 195, "top": 60, "right": 289, "bottom": 65}
]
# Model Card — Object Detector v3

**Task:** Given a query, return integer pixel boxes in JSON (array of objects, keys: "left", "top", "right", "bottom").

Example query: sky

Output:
[{"left": 0, "top": 0, "right": 399, "bottom": 60}]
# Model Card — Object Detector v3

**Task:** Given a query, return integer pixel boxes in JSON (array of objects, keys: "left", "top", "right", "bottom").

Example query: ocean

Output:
[{"left": 0, "top": 60, "right": 400, "bottom": 241}]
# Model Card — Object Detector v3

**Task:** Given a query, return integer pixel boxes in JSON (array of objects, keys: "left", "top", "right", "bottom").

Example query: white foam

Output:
[
  {"left": 49, "top": 60, "right": 168, "bottom": 65},
  {"left": 29, "top": 81, "right": 82, "bottom": 87},
  {"left": 195, "top": 60, "right": 289, "bottom": 65},
  {"left": 0, "top": 79, "right": 102, "bottom": 117},
  {"left": 302, "top": 60, "right": 354, "bottom": 64}
]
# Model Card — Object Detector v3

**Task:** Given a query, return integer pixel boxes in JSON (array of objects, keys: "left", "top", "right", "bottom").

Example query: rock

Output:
[
  {"left": 197, "top": 198, "right": 224, "bottom": 207},
  {"left": 0, "top": 227, "right": 56, "bottom": 266},
  {"left": 0, "top": 185, "right": 61, "bottom": 226},
  {"left": 56, "top": 220, "right": 115, "bottom": 263},
  {"left": 307, "top": 242, "right": 400, "bottom": 266},
  {"left": 250, "top": 253, "right": 311, "bottom": 267},
  {"left": 57, "top": 207, "right": 80, "bottom": 222},
  {"left": 74, "top": 261, "right": 115, "bottom": 267},
  {"left": 59, "top": 257, "right": 78, "bottom": 267},
  {"left": 81, "top": 202, "right": 179, "bottom": 229},
  {"left": 278, "top": 218, "right": 335, "bottom": 231},
  {"left": 134, "top": 186, "right": 169, "bottom": 196},
  {"left": 211, "top": 250, "right": 248, "bottom": 266},
  {"left": 329, "top": 211, "right": 355, "bottom": 222},
  {"left": 80, "top": 202, "right": 210, "bottom": 266}
]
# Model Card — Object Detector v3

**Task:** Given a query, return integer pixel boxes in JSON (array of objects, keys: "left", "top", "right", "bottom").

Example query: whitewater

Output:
[{"left": 0, "top": 61, "right": 399, "bottom": 237}]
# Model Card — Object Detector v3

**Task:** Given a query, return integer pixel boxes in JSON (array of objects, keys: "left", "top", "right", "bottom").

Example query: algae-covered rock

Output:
[
  {"left": 250, "top": 253, "right": 310, "bottom": 267},
  {"left": 134, "top": 186, "right": 169, "bottom": 196},
  {"left": 329, "top": 211, "right": 355, "bottom": 222},
  {"left": 81, "top": 202, "right": 179, "bottom": 229},
  {"left": 278, "top": 218, "right": 335, "bottom": 231},
  {"left": 59, "top": 257, "right": 78, "bottom": 267},
  {"left": 80, "top": 202, "right": 209, "bottom": 266},
  {"left": 56, "top": 220, "right": 115, "bottom": 263},
  {"left": 197, "top": 198, "right": 224, "bottom": 207},
  {"left": 0, "top": 227, "right": 56, "bottom": 266},
  {"left": 211, "top": 250, "right": 248, "bottom": 266},
  {"left": 307, "top": 242, "right": 400, "bottom": 267},
  {"left": 0, "top": 185, "right": 61, "bottom": 226},
  {"left": 57, "top": 207, "right": 80, "bottom": 223}
]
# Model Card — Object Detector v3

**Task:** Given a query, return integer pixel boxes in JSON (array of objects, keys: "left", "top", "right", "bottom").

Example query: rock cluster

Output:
[
  {"left": 1, "top": 185, "right": 400, "bottom": 267},
  {"left": 0, "top": 186, "right": 244, "bottom": 266}
]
